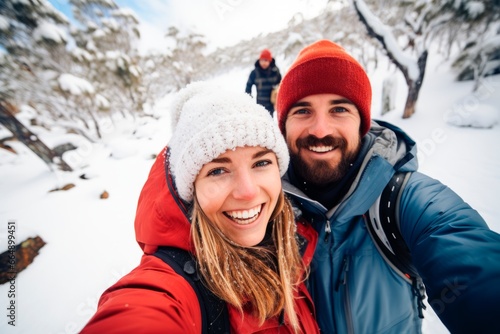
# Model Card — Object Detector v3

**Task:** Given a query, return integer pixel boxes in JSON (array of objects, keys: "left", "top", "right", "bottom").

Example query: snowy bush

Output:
[
  {"left": 33, "top": 21, "right": 68, "bottom": 44},
  {"left": 445, "top": 103, "right": 499, "bottom": 128},
  {"left": 58, "top": 74, "right": 95, "bottom": 96}
]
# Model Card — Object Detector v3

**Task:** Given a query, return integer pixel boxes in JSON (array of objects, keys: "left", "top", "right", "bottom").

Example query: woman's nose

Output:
[{"left": 232, "top": 171, "right": 258, "bottom": 200}]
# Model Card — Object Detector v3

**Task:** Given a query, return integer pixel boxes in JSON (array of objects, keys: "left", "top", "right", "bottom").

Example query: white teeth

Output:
[
  {"left": 309, "top": 146, "right": 333, "bottom": 153},
  {"left": 226, "top": 205, "right": 262, "bottom": 225}
]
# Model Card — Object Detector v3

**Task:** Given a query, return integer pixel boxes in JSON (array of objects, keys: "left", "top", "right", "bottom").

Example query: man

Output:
[
  {"left": 276, "top": 39, "right": 500, "bottom": 334},
  {"left": 245, "top": 48, "right": 281, "bottom": 116}
]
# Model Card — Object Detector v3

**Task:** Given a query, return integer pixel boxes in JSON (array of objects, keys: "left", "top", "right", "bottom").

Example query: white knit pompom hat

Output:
[{"left": 168, "top": 81, "right": 290, "bottom": 202}]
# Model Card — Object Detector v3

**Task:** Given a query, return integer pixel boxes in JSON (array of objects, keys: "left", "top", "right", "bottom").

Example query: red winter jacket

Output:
[{"left": 81, "top": 148, "right": 319, "bottom": 334}]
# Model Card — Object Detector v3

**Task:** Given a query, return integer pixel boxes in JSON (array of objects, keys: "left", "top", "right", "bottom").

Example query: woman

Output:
[{"left": 80, "top": 82, "right": 319, "bottom": 333}]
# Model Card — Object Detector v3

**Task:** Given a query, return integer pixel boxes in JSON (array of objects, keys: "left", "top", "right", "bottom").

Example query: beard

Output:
[{"left": 290, "top": 135, "right": 360, "bottom": 186}]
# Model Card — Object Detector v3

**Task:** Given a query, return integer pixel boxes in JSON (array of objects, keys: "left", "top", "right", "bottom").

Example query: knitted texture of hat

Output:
[
  {"left": 276, "top": 39, "right": 372, "bottom": 136},
  {"left": 168, "top": 82, "right": 290, "bottom": 202},
  {"left": 260, "top": 49, "right": 272, "bottom": 61}
]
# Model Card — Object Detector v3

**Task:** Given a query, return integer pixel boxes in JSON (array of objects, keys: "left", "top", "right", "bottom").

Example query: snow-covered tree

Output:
[
  {"left": 138, "top": 26, "right": 210, "bottom": 111},
  {"left": 69, "top": 0, "right": 144, "bottom": 123},
  {"left": 449, "top": 1, "right": 500, "bottom": 91},
  {"left": 353, "top": 0, "right": 500, "bottom": 118},
  {"left": 55, "top": 72, "right": 107, "bottom": 139},
  {"left": 139, "top": 54, "right": 174, "bottom": 111},
  {"left": 453, "top": 21, "right": 500, "bottom": 91},
  {"left": 0, "top": 0, "right": 82, "bottom": 167},
  {"left": 353, "top": 0, "right": 431, "bottom": 119},
  {"left": 70, "top": 0, "right": 136, "bottom": 54},
  {"left": 0, "top": 0, "right": 148, "bottom": 168},
  {"left": 165, "top": 26, "right": 208, "bottom": 89},
  {"left": 0, "top": 0, "right": 70, "bottom": 104}
]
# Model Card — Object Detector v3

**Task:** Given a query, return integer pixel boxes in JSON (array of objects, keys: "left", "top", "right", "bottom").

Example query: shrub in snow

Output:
[
  {"left": 445, "top": 103, "right": 499, "bottom": 128},
  {"left": 96, "top": 94, "right": 111, "bottom": 111},
  {"left": 0, "top": 14, "right": 9, "bottom": 31},
  {"left": 33, "top": 21, "right": 68, "bottom": 45},
  {"left": 381, "top": 75, "right": 398, "bottom": 115},
  {"left": 58, "top": 73, "right": 95, "bottom": 96}
]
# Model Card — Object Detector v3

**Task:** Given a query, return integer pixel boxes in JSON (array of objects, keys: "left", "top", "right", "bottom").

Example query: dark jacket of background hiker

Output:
[{"left": 245, "top": 51, "right": 281, "bottom": 115}]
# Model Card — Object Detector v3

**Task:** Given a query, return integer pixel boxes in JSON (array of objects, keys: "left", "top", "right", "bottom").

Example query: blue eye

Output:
[
  {"left": 255, "top": 160, "right": 272, "bottom": 168},
  {"left": 332, "top": 106, "right": 348, "bottom": 113},
  {"left": 207, "top": 168, "right": 226, "bottom": 176},
  {"left": 293, "top": 108, "right": 309, "bottom": 115}
]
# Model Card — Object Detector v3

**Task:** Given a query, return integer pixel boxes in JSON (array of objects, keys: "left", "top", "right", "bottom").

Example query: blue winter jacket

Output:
[{"left": 283, "top": 120, "right": 500, "bottom": 334}]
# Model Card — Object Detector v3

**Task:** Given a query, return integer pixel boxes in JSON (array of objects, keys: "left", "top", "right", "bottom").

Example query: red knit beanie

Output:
[
  {"left": 260, "top": 49, "right": 272, "bottom": 61},
  {"left": 276, "top": 40, "right": 372, "bottom": 136}
]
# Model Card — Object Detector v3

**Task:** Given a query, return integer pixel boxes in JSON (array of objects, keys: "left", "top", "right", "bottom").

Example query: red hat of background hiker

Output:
[
  {"left": 276, "top": 39, "right": 372, "bottom": 136},
  {"left": 260, "top": 49, "right": 273, "bottom": 61}
]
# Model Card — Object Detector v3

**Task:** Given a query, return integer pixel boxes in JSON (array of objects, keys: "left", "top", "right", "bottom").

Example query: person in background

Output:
[
  {"left": 245, "top": 48, "right": 281, "bottom": 117},
  {"left": 80, "top": 82, "right": 319, "bottom": 334},
  {"left": 275, "top": 39, "right": 500, "bottom": 334}
]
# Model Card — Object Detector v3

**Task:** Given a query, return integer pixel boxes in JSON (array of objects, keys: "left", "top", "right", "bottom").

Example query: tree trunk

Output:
[
  {"left": 0, "top": 236, "right": 46, "bottom": 285},
  {"left": 381, "top": 75, "right": 397, "bottom": 115},
  {"left": 403, "top": 51, "right": 428, "bottom": 118},
  {"left": 402, "top": 85, "right": 418, "bottom": 118},
  {"left": 0, "top": 100, "right": 73, "bottom": 171},
  {"left": 354, "top": 0, "right": 428, "bottom": 119}
]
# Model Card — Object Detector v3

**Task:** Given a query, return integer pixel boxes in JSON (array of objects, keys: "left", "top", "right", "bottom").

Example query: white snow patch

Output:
[
  {"left": 58, "top": 73, "right": 95, "bottom": 96},
  {"left": 96, "top": 94, "right": 111, "bottom": 110},
  {"left": 33, "top": 21, "right": 68, "bottom": 44},
  {"left": 445, "top": 103, "right": 499, "bottom": 128},
  {"left": 0, "top": 14, "right": 9, "bottom": 31},
  {"left": 465, "top": 1, "right": 485, "bottom": 18}
]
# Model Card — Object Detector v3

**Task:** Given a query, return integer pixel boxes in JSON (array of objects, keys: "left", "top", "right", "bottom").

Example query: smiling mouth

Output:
[
  {"left": 224, "top": 204, "right": 262, "bottom": 225},
  {"left": 309, "top": 145, "right": 334, "bottom": 153}
]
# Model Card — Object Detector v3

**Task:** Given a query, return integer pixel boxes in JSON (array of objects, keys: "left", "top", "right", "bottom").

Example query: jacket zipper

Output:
[
  {"left": 338, "top": 256, "right": 354, "bottom": 334},
  {"left": 324, "top": 219, "right": 331, "bottom": 242}
]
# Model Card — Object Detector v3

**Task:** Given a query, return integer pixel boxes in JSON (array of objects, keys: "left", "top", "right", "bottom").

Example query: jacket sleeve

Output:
[
  {"left": 245, "top": 70, "right": 255, "bottom": 95},
  {"left": 399, "top": 172, "right": 500, "bottom": 334},
  {"left": 80, "top": 255, "right": 202, "bottom": 334}
]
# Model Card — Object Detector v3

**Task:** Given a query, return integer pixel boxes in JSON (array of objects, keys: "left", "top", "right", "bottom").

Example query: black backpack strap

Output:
[
  {"left": 365, "top": 171, "right": 426, "bottom": 318},
  {"left": 154, "top": 247, "right": 230, "bottom": 334}
]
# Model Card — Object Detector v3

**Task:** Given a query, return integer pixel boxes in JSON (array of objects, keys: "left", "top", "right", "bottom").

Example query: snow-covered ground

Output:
[{"left": 0, "top": 52, "right": 499, "bottom": 333}]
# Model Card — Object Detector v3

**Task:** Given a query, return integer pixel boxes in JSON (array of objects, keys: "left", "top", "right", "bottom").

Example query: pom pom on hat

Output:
[
  {"left": 170, "top": 81, "right": 219, "bottom": 129},
  {"left": 260, "top": 49, "right": 273, "bottom": 61},
  {"left": 168, "top": 82, "right": 290, "bottom": 202},
  {"left": 276, "top": 40, "right": 372, "bottom": 136}
]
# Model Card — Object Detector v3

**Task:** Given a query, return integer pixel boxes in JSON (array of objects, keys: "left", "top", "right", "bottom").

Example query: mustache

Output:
[{"left": 296, "top": 135, "right": 347, "bottom": 149}]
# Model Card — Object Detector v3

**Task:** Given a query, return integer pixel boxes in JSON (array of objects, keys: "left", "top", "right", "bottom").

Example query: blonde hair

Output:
[{"left": 190, "top": 191, "right": 306, "bottom": 333}]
